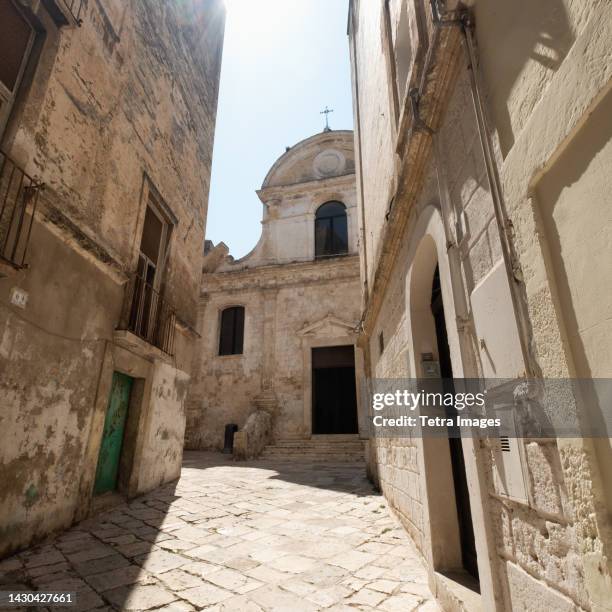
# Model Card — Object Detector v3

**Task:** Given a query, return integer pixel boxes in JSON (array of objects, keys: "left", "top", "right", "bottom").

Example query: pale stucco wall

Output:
[{"left": 349, "top": 0, "right": 612, "bottom": 610}]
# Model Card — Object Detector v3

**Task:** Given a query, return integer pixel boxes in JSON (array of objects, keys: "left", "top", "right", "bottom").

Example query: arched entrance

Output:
[
  {"left": 431, "top": 265, "right": 478, "bottom": 580},
  {"left": 409, "top": 235, "right": 479, "bottom": 584}
]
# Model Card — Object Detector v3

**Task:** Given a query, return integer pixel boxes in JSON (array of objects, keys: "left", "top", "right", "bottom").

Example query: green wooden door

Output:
[{"left": 93, "top": 372, "right": 133, "bottom": 495}]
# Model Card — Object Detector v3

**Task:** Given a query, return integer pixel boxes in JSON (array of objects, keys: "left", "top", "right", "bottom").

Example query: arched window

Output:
[
  {"left": 219, "top": 306, "right": 245, "bottom": 355},
  {"left": 315, "top": 201, "right": 348, "bottom": 258}
]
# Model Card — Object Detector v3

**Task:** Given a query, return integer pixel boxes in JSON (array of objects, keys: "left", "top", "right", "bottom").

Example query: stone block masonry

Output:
[{"left": 0, "top": 453, "right": 441, "bottom": 612}]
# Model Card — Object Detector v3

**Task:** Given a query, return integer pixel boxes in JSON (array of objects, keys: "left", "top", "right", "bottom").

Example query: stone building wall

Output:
[
  {"left": 349, "top": 0, "right": 611, "bottom": 610},
  {"left": 0, "top": 0, "right": 225, "bottom": 556},
  {"left": 186, "top": 131, "right": 365, "bottom": 450},
  {"left": 187, "top": 258, "right": 363, "bottom": 449}
]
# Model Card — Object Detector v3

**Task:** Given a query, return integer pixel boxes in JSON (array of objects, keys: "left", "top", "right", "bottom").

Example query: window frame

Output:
[
  {"left": 0, "top": 1, "right": 37, "bottom": 138},
  {"left": 314, "top": 201, "right": 349, "bottom": 259},
  {"left": 382, "top": 0, "right": 401, "bottom": 127},
  {"left": 136, "top": 177, "right": 176, "bottom": 292},
  {"left": 218, "top": 305, "right": 245, "bottom": 356}
]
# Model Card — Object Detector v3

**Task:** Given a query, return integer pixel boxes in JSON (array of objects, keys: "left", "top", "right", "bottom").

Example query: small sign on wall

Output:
[
  {"left": 421, "top": 353, "right": 440, "bottom": 378},
  {"left": 10, "top": 287, "right": 28, "bottom": 309}
]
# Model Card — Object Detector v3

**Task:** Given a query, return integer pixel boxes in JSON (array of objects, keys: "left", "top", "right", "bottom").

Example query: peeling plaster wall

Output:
[
  {"left": 136, "top": 361, "right": 190, "bottom": 493},
  {"left": 8, "top": 0, "right": 225, "bottom": 320},
  {"left": 0, "top": 221, "right": 122, "bottom": 555},
  {"left": 0, "top": 0, "right": 225, "bottom": 556},
  {"left": 350, "top": 0, "right": 612, "bottom": 610}
]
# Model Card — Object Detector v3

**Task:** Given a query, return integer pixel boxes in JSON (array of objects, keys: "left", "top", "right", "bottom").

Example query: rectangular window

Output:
[
  {"left": 126, "top": 181, "right": 175, "bottom": 353},
  {"left": 0, "top": 1, "right": 35, "bottom": 135},
  {"left": 392, "top": 0, "right": 413, "bottom": 105},
  {"left": 219, "top": 306, "right": 245, "bottom": 356},
  {"left": 137, "top": 188, "right": 171, "bottom": 290},
  {"left": 384, "top": 0, "right": 425, "bottom": 124}
]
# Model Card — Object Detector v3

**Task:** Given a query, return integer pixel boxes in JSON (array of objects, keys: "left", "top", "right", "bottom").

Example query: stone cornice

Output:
[
  {"left": 360, "top": 16, "right": 463, "bottom": 337},
  {"left": 201, "top": 255, "right": 360, "bottom": 295},
  {"left": 257, "top": 173, "right": 356, "bottom": 202}
]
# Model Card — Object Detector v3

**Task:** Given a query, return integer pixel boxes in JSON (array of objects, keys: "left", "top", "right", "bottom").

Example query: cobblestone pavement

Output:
[{"left": 1, "top": 452, "right": 439, "bottom": 612}]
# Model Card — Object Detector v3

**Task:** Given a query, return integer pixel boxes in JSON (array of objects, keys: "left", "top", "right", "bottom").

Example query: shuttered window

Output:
[{"left": 219, "top": 306, "right": 245, "bottom": 355}]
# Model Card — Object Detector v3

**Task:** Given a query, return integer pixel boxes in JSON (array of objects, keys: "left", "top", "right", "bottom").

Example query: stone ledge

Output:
[{"left": 112, "top": 330, "right": 173, "bottom": 364}]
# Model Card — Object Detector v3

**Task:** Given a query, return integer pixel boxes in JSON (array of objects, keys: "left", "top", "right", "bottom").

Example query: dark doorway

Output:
[
  {"left": 312, "top": 345, "right": 358, "bottom": 434},
  {"left": 431, "top": 266, "right": 479, "bottom": 581}
]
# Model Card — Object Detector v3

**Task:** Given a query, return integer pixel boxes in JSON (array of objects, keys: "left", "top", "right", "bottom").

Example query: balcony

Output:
[
  {"left": 117, "top": 274, "right": 177, "bottom": 356},
  {"left": 0, "top": 151, "right": 43, "bottom": 271},
  {"left": 42, "top": 0, "right": 84, "bottom": 27}
]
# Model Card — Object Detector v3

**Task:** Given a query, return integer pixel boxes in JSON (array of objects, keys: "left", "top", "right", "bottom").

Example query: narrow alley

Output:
[{"left": 0, "top": 454, "right": 438, "bottom": 612}]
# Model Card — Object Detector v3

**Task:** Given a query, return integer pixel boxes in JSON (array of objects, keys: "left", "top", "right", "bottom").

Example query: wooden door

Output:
[{"left": 93, "top": 372, "right": 133, "bottom": 495}]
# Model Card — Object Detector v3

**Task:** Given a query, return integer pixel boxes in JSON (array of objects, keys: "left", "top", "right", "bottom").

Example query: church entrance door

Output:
[{"left": 312, "top": 345, "right": 358, "bottom": 435}]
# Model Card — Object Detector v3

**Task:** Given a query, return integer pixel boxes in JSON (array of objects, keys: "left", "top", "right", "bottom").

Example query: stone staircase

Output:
[{"left": 259, "top": 434, "right": 365, "bottom": 462}]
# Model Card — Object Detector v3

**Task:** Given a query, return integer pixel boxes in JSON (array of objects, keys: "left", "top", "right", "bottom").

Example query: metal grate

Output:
[
  {"left": 120, "top": 274, "right": 177, "bottom": 356},
  {"left": 0, "top": 151, "right": 42, "bottom": 269}
]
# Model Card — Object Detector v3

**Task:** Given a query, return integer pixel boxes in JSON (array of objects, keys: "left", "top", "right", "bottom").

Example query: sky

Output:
[{"left": 206, "top": 0, "right": 354, "bottom": 259}]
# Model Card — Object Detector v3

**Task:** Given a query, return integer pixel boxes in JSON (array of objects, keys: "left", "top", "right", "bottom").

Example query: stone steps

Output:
[{"left": 259, "top": 436, "right": 365, "bottom": 462}]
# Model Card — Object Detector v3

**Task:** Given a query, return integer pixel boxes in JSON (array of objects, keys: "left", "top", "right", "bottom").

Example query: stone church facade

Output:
[
  {"left": 186, "top": 131, "right": 366, "bottom": 452},
  {"left": 349, "top": 1, "right": 611, "bottom": 611},
  {"left": 0, "top": 0, "right": 225, "bottom": 556}
]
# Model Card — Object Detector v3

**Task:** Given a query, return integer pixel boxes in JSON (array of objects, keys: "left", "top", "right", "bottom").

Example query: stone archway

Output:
[
  {"left": 408, "top": 234, "right": 466, "bottom": 574},
  {"left": 402, "top": 205, "right": 506, "bottom": 607}
]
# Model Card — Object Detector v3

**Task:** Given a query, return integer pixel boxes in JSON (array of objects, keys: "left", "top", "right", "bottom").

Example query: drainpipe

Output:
[
  {"left": 426, "top": 1, "right": 537, "bottom": 377},
  {"left": 458, "top": 13, "right": 538, "bottom": 379},
  {"left": 433, "top": 135, "right": 478, "bottom": 378}
]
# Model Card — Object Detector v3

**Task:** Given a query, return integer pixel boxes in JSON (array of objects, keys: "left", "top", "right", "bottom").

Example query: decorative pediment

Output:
[{"left": 297, "top": 314, "right": 358, "bottom": 338}]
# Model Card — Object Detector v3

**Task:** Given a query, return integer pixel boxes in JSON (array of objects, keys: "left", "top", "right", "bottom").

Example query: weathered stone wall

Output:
[
  {"left": 135, "top": 361, "right": 191, "bottom": 493},
  {"left": 7, "top": 0, "right": 224, "bottom": 321},
  {"left": 186, "top": 257, "right": 363, "bottom": 450},
  {"left": 186, "top": 132, "right": 364, "bottom": 451},
  {"left": 0, "top": 0, "right": 225, "bottom": 556},
  {"left": 350, "top": 0, "right": 612, "bottom": 610}
]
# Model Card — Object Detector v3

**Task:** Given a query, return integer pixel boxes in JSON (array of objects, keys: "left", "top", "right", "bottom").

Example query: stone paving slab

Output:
[{"left": 0, "top": 452, "right": 439, "bottom": 611}]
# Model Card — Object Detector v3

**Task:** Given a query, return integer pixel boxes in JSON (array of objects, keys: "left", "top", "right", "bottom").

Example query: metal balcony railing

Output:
[
  {"left": 119, "top": 274, "right": 177, "bottom": 356},
  {"left": 0, "top": 151, "right": 43, "bottom": 269},
  {"left": 59, "top": 0, "right": 84, "bottom": 25}
]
